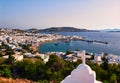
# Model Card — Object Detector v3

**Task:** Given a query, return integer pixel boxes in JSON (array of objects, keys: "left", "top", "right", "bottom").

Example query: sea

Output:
[{"left": 38, "top": 32, "right": 120, "bottom": 55}]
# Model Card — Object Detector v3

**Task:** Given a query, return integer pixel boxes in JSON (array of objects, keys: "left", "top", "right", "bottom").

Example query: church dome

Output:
[
  {"left": 77, "top": 64, "right": 92, "bottom": 74},
  {"left": 61, "top": 51, "right": 102, "bottom": 83}
]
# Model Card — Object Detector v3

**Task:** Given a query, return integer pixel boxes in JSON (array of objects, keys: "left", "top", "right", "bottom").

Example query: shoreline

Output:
[
  {"left": 37, "top": 39, "right": 58, "bottom": 53},
  {"left": 38, "top": 39, "right": 58, "bottom": 46}
]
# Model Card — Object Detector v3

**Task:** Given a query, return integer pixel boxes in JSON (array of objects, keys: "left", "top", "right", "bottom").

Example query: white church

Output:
[{"left": 61, "top": 51, "right": 102, "bottom": 83}]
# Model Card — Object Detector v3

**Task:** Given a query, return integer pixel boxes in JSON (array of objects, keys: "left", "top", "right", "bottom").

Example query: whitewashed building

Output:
[
  {"left": 61, "top": 51, "right": 102, "bottom": 83},
  {"left": 115, "top": 56, "right": 120, "bottom": 63},
  {"left": 94, "top": 52, "right": 104, "bottom": 62},
  {"left": 94, "top": 55, "right": 102, "bottom": 62}
]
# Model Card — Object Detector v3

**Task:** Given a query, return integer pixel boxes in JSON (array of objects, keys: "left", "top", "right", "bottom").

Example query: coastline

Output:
[
  {"left": 38, "top": 39, "right": 58, "bottom": 46},
  {"left": 37, "top": 39, "right": 58, "bottom": 53}
]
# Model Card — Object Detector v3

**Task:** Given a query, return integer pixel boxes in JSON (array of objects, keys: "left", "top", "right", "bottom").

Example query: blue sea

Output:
[{"left": 38, "top": 32, "right": 120, "bottom": 55}]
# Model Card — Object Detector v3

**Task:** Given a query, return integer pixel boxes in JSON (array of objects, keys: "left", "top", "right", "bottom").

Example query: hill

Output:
[
  {"left": 39, "top": 27, "right": 89, "bottom": 32},
  {"left": 25, "top": 28, "right": 39, "bottom": 33}
]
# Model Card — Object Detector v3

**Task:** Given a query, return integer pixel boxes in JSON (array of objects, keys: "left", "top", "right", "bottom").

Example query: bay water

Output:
[{"left": 38, "top": 32, "right": 120, "bottom": 55}]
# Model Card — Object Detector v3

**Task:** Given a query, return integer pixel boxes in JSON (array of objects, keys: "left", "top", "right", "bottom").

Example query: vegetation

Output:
[
  {"left": 0, "top": 54, "right": 120, "bottom": 83},
  {"left": 66, "top": 50, "right": 73, "bottom": 55},
  {"left": 19, "top": 44, "right": 32, "bottom": 52},
  {"left": 0, "top": 42, "right": 14, "bottom": 56}
]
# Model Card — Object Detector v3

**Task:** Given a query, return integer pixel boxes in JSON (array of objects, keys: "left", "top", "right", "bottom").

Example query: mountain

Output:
[
  {"left": 0, "top": 27, "right": 99, "bottom": 33},
  {"left": 25, "top": 28, "right": 39, "bottom": 33},
  {"left": 39, "top": 27, "right": 94, "bottom": 32}
]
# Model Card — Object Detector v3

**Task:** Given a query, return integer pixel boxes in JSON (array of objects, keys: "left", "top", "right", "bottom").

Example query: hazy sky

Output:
[{"left": 0, "top": 0, "right": 120, "bottom": 30}]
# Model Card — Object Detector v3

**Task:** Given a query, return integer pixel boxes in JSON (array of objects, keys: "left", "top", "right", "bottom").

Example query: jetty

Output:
[
  {"left": 81, "top": 39, "right": 108, "bottom": 44},
  {"left": 93, "top": 40, "right": 108, "bottom": 44},
  {"left": 59, "top": 36, "right": 108, "bottom": 45}
]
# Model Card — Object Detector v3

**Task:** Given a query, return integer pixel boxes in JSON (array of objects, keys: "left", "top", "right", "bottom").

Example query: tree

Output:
[
  {"left": 103, "top": 80, "right": 109, "bottom": 83},
  {"left": 0, "top": 57, "right": 4, "bottom": 65},
  {"left": 110, "top": 74, "right": 117, "bottom": 83},
  {"left": 3, "top": 68, "right": 12, "bottom": 78},
  {"left": 0, "top": 65, "right": 12, "bottom": 78},
  {"left": 12, "top": 59, "right": 46, "bottom": 81},
  {"left": 6, "top": 55, "right": 15, "bottom": 65},
  {"left": 46, "top": 54, "right": 65, "bottom": 82},
  {"left": 46, "top": 54, "right": 65, "bottom": 72}
]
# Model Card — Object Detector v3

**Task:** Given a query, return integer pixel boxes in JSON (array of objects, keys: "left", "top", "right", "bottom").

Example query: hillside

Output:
[
  {"left": 25, "top": 28, "right": 39, "bottom": 33},
  {"left": 0, "top": 77, "right": 34, "bottom": 83},
  {"left": 39, "top": 27, "right": 89, "bottom": 32}
]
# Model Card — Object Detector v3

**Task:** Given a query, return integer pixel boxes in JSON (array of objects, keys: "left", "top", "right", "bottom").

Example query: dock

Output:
[
  {"left": 93, "top": 40, "right": 108, "bottom": 44},
  {"left": 58, "top": 36, "right": 108, "bottom": 45},
  {"left": 81, "top": 39, "right": 108, "bottom": 44}
]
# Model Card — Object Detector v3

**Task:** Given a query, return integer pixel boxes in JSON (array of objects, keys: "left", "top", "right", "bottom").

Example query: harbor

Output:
[
  {"left": 38, "top": 32, "right": 120, "bottom": 55},
  {"left": 58, "top": 36, "right": 108, "bottom": 45}
]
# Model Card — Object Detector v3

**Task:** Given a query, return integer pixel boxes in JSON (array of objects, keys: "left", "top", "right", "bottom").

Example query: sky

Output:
[{"left": 0, "top": 0, "right": 120, "bottom": 30}]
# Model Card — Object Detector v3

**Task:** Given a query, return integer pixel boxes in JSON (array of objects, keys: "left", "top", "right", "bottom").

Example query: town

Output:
[{"left": 0, "top": 28, "right": 120, "bottom": 64}]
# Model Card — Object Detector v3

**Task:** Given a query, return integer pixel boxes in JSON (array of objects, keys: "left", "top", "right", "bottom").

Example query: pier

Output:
[
  {"left": 93, "top": 40, "right": 108, "bottom": 44},
  {"left": 59, "top": 36, "right": 108, "bottom": 45},
  {"left": 80, "top": 39, "right": 108, "bottom": 44},
  {"left": 81, "top": 39, "right": 108, "bottom": 44}
]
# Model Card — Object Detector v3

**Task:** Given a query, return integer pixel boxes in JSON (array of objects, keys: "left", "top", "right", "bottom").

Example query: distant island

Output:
[
  {"left": 39, "top": 27, "right": 89, "bottom": 32},
  {"left": 102, "top": 29, "right": 120, "bottom": 32},
  {"left": 26, "top": 27, "right": 99, "bottom": 33}
]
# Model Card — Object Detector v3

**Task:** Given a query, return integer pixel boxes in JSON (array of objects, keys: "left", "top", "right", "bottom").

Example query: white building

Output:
[
  {"left": 94, "top": 56, "right": 102, "bottom": 62},
  {"left": 74, "top": 51, "right": 91, "bottom": 59},
  {"left": 61, "top": 51, "right": 102, "bottom": 83},
  {"left": 12, "top": 52, "right": 24, "bottom": 61},
  {"left": 24, "top": 53, "right": 36, "bottom": 57},
  {"left": 106, "top": 54, "right": 119, "bottom": 64},
  {"left": 94, "top": 54, "right": 102, "bottom": 62},
  {"left": 14, "top": 55, "right": 23, "bottom": 61},
  {"left": 74, "top": 51, "right": 83, "bottom": 57},
  {"left": 2, "top": 55, "right": 9, "bottom": 59},
  {"left": 115, "top": 56, "right": 120, "bottom": 63},
  {"left": 36, "top": 53, "right": 49, "bottom": 63},
  {"left": 66, "top": 54, "right": 73, "bottom": 58}
]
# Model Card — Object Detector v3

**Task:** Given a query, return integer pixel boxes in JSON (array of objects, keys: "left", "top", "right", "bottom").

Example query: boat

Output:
[{"left": 54, "top": 42, "right": 59, "bottom": 46}]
